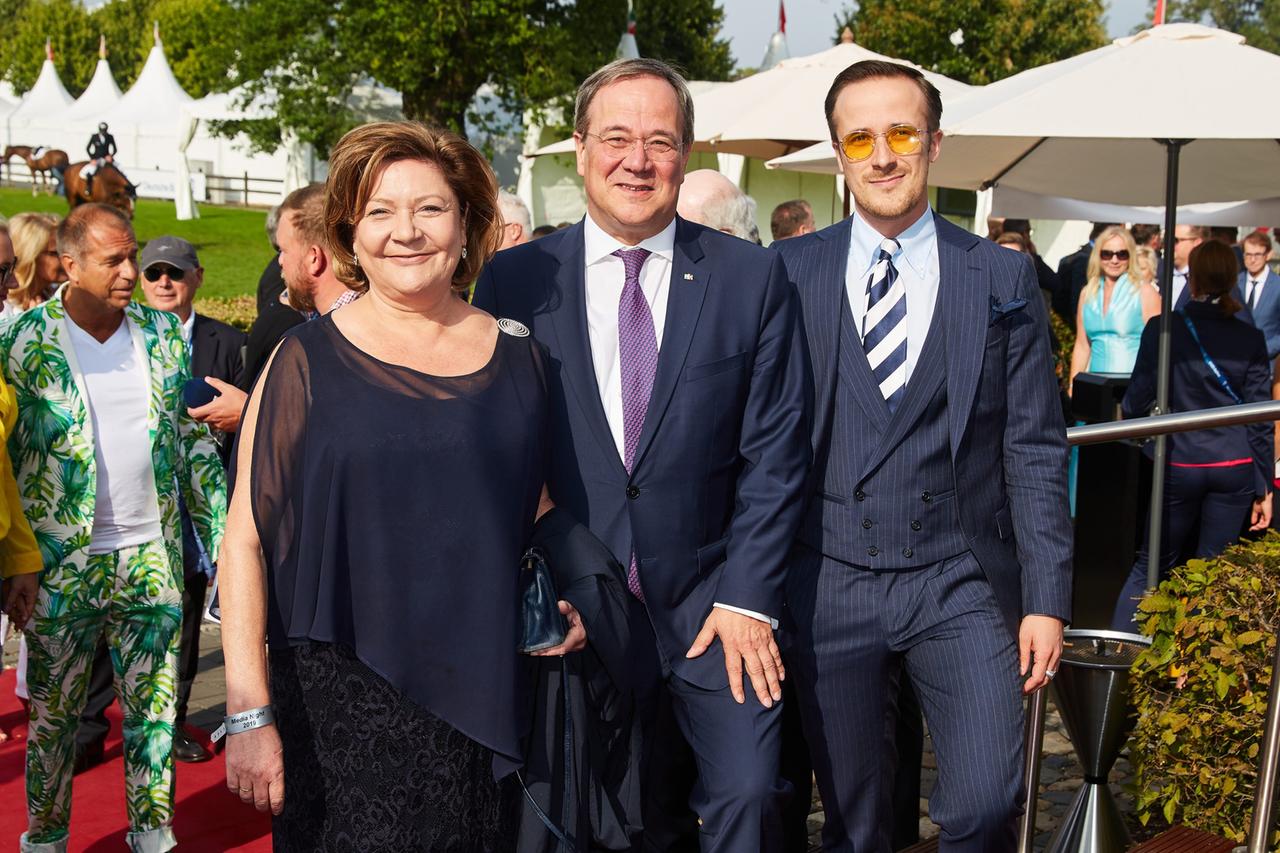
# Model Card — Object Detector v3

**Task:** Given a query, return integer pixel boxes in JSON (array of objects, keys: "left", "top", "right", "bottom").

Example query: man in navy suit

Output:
[
  {"left": 773, "top": 61, "right": 1072, "bottom": 853},
  {"left": 473, "top": 58, "right": 811, "bottom": 852},
  {"left": 1240, "top": 231, "right": 1280, "bottom": 358}
]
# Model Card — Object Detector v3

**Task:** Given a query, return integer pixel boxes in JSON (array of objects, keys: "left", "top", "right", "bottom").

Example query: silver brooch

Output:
[{"left": 498, "top": 318, "right": 530, "bottom": 337}]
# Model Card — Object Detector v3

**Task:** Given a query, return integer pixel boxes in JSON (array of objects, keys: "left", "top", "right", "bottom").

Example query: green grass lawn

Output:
[{"left": 0, "top": 186, "right": 271, "bottom": 301}]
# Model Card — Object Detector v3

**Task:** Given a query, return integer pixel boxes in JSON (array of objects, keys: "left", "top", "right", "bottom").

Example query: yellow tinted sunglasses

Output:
[{"left": 839, "top": 124, "right": 926, "bottom": 162}]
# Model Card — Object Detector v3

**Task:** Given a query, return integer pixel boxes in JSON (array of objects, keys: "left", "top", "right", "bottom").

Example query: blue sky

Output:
[{"left": 718, "top": 0, "right": 1153, "bottom": 70}]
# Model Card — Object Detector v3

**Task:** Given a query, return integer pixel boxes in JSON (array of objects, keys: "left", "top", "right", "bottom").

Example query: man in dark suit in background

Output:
[
  {"left": 474, "top": 58, "right": 811, "bottom": 853},
  {"left": 75, "top": 235, "right": 246, "bottom": 767},
  {"left": 1240, "top": 231, "right": 1280, "bottom": 358},
  {"left": 773, "top": 61, "right": 1071, "bottom": 853}
]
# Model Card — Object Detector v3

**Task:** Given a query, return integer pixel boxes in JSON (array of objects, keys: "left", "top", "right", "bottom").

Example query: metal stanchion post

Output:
[
  {"left": 1017, "top": 685, "right": 1048, "bottom": 853},
  {"left": 1246, "top": 636, "right": 1280, "bottom": 853}
]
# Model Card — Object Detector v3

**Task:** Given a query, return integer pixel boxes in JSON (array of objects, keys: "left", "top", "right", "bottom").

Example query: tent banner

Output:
[{"left": 132, "top": 169, "right": 208, "bottom": 201}]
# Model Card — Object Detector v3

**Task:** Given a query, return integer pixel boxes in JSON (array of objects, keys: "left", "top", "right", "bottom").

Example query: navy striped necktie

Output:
[{"left": 862, "top": 237, "right": 906, "bottom": 412}]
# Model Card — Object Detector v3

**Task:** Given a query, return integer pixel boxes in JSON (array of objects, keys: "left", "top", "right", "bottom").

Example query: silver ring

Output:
[{"left": 1045, "top": 669, "right": 1057, "bottom": 679}]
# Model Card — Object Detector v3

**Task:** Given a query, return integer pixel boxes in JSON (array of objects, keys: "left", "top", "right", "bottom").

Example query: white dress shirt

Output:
[
  {"left": 582, "top": 214, "right": 774, "bottom": 627},
  {"left": 1245, "top": 273, "right": 1268, "bottom": 309},
  {"left": 1172, "top": 267, "right": 1189, "bottom": 307},
  {"left": 583, "top": 214, "right": 675, "bottom": 457},
  {"left": 845, "top": 206, "right": 941, "bottom": 383}
]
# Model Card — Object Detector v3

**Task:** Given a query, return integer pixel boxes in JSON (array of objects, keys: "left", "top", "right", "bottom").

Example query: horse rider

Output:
[{"left": 83, "top": 122, "right": 117, "bottom": 198}]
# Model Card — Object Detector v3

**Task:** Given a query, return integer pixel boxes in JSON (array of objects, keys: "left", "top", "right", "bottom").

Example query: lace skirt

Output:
[{"left": 270, "top": 642, "right": 520, "bottom": 852}]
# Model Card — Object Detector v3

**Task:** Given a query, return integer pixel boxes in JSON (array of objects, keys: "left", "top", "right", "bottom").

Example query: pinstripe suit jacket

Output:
[{"left": 774, "top": 213, "right": 1072, "bottom": 634}]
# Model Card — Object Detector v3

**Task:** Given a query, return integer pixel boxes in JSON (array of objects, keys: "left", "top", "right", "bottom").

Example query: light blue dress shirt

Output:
[{"left": 845, "top": 206, "right": 941, "bottom": 385}]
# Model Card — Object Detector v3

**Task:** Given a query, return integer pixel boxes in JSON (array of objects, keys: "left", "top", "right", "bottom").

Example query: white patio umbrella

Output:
[
  {"left": 692, "top": 41, "right": 972, "bottom": 160},
  {"left": 770, "top": 24, "right": 1280, "bottom": 204}
]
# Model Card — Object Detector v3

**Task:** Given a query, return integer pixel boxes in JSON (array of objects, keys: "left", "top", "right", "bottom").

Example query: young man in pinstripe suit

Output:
[{"left": 773, "top": 61, "right": 1072, "bottom": 853}]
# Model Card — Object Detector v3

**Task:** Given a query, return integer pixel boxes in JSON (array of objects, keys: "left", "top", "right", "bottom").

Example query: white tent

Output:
[
  {"left": 64, "top": 51, "right": 124, "bottom": 123},
  {"left": 107, "top": 35, "right": 193, "bottom": 131},
  {"left": 9, "top": 58, "right": 74, "bottom": 121},
  {"left": 4, "top": 52, "right": 75, "bottom": 167},
  {"left": 759, "top": 2, "right": 790, "bottom": 71},
  {"left": 174, "top": 87, "right": 278, "bottom": 220}
]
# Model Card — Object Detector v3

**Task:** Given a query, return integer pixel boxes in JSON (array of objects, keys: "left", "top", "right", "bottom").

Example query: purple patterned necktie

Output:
[{"left": 615, "top": 246, "right": 655, "bottom": 601}]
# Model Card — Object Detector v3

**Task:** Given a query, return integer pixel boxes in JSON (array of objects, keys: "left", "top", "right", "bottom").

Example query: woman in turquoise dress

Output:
[
  {"left": 1070, "top": 225, "right": 1160, "bottom": 385},
  {"left": 1068, "top": 225, "right": 1159, "bottom": 513}
]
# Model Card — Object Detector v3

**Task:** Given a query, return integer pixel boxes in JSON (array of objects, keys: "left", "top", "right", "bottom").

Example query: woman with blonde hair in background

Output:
[
  {"left": 7, "top": 212, "right": 65, "bottom": 314},
  {"left": 1134, "top": 246, "right": 1158, "bottom": 288},
  {"left": 1069, "top": 224, "right": 1160, "bottom": 389}
]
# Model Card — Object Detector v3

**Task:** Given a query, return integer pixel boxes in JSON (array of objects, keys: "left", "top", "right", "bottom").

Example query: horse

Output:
[
  {"left": 2, "top": 145, "right": 70, "bottom": 196},
  {"left": 62, "top": 162, "right": 135, "bottom": 219}
]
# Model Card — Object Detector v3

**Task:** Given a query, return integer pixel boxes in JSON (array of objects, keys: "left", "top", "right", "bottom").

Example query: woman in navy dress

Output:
[
  {"left": 217, "top": 121, "right": 585, "bottom": 851},
  {"left": 1113, "top": 240, "right": 1273, "bottom": 629}
]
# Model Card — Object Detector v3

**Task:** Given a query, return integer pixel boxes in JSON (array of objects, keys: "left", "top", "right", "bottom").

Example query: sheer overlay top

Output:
[{"left": 247, "top": 314, "right": 548, "bottom": 775}]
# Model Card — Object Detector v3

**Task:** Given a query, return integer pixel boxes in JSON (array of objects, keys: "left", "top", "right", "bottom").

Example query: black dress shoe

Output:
[
  {"left": 73, "top": 740, "right": 105, "bottom": 775},
  {"left": 174, "top": 728, "right": 212, "bottom": 763}
]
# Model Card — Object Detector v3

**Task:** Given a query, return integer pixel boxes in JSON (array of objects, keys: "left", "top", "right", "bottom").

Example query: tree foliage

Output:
[
  {"left": 835, "top": 0, "right": 1108, "bottom": 85},
  {"left": 1166, "top": 0, "right": 1280, "bottom": 54},
  {"left": 1, "top": 0, "right": 236, "bottom": 98},
  {"left": 0, "top": 0, "right": 97, "bottom": 95},
  {"left": 230, "top": 0, "right": 733, "bottom": 156}
]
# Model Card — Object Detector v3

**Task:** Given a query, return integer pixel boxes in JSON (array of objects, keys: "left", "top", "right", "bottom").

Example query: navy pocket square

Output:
[{"left": 989, "top": 296, "right": 1029, "bottom": 326}]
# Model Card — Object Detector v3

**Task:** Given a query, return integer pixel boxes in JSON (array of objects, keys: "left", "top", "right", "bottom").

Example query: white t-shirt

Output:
[{"left": 66, "top": 317, "right": 163, "bottom": 554}]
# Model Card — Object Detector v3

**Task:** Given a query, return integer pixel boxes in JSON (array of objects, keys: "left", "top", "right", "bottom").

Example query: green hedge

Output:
[{"left": 1128, "top": 533, "right": 1279, "bottom": 846}]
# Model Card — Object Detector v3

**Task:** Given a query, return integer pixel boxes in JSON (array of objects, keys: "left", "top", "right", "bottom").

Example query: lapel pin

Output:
[{"left": 683, "top": 273, "right": 695, "bottom": 281}]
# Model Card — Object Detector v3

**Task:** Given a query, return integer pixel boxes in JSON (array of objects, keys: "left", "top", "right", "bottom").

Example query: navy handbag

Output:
[{"left": 519, "top": 547, "right": 568, "bottom": 654}]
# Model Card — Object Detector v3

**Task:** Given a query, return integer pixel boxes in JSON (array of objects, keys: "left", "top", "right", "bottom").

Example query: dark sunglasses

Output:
[
  {"left": 1099, "top": 249, "right": 1130, "bottom": 261},
  {"left": 144, "top": 265, "right": 186, "bottom": 282},
  {"left": 0, "top": 260, "right": 16, "bottom": 281}
]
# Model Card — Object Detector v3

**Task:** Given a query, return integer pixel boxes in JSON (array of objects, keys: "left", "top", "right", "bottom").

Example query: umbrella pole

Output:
[{"left": 1146, "top": 139, "right": 1189, "bottom": 593}]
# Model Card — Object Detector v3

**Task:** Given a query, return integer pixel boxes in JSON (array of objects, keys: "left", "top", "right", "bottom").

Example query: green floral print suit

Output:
[{"left": 0, "top": 292, "right": 227, "bottom": 853}]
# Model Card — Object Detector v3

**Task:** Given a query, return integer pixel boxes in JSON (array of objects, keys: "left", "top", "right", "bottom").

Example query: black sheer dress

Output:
[{"left": 247, "top": 315, "right": 548, "bottom": 851}]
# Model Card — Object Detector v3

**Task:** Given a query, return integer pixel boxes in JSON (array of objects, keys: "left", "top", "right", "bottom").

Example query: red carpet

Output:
[{"left": 0, "top": 669, "right": 271, "bottom": 851}]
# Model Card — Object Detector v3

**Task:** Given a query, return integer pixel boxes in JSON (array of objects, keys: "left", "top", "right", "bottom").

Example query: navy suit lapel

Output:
[
  {"left": 836, "top": 298, "right": 893, "bottom": 432},
  {"left": 804, "top": 219, "right": 848, "bottom": 419},
  {"left": 548, "top": 223, "right": 628, "bottom": 477},
  {"left": 632, "top": 217, "right": 708, "bottom": 472},
  {"left": 812, "top": 218, "right": 891, "bottom": 432},
  {"left": 936, "top": 216, "right": 987, "bottom": 458}
]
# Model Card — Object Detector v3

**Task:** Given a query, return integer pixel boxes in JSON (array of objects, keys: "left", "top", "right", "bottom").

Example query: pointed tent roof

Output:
[
  {"left": 10, "top": 46, "right": 75, "bottom": 120},
  {"left": 616, "top": 0, "right": 639, "bottom": 60},
  {"left": 64, "top": 45, "right": 124, "bottom": 121},
  {"left": 760, "top": 1, "right": 790, "bottom": 70},
  {"left": 107, "top": 26, "right": 192, "bottom": 130}
]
